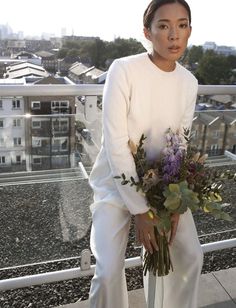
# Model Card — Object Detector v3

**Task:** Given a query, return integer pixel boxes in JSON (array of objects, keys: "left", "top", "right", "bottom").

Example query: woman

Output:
[{"left": 89, "top": 1, "right": 203, "bottom": 307}]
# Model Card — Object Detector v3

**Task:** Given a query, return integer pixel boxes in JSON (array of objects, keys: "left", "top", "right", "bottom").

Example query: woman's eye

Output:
[
  {"left": 159, "top": 24, "right": 168, "bottom": 30},
  {"left": 179, "top": 23, "right": 188, "bottom": 29}
]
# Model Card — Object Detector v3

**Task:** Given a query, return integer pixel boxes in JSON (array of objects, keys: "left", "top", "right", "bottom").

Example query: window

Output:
[
  {"left": 0, "top": 156, "right": 5, "bottom": 164},
  {"left": 210, "top": 144, "right": 219, "bottom": 151},
  {"left": 0, "top": 119, "right": 3, "bottom": 128},
  {"left": 51, "top": 101, "right": 69, "bottom": 113},
  {"left": 12, "top": 99, "right": 21, "bottom": 109},
  {"left": 191, "top": 130, "right": 198, "bottom": 139},
  {"left": 13, "top": 137, "right": 21, "bottom": 146},
  {"left": 0, "top": 138, "right": 5, "bottom": 146},
  {"left": 52, "top": 138, "right": 68, "bottom": 151},
  {"left": 52, "top": 119, "right": 69, "bottom": 132},
  {"left": 32, "top": 120, "right": 41, "bottom": 128},
  {"left": 33, "top": 157, "right": 42, "bottom": 164},
  {"left": 16, "top": 155, "right": 21, "bottom": 164},
  {"left": 0, "top": 100, "right": 2, "bottom": 109},
  {"left": 13, "top": 119, "right": 21, "bottom": 127},
  {"left": 31, "top": 101, "right": 41, "bottom": 110},
  {"left": 32, "top": 139, "right": 41, "bottom": 147},
  {"left": 60, "top": 101, "right": 69, "bottom": 107},
  {"left": 212, "top": 130, "right": 220, "bottom": 138}
]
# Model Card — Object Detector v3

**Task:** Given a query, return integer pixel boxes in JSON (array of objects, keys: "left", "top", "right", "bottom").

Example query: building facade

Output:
[{"left": 0, "top": 79, "right": 26, "bottom": 172}]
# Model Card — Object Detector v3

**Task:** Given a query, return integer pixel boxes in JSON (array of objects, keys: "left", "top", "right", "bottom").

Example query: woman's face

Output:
[{"left": 144, "top": 2, "right": 191, "bottom": 64}]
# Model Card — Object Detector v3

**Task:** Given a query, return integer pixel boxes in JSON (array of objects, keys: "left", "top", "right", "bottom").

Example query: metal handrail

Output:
[
  {"left": 0, "top": 238, "right": 235, "bottom": 291},
  {"left": 0, "top": 84, "right": 236, "bottom": 96},
  {"left": 0, "top": 84, "right": 104, "bottom": 96}
]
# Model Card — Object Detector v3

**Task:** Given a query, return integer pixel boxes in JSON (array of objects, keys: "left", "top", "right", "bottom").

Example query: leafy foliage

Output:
[
  {"left": 58, "top": 37, "right": 145, "bottom": 69},
  {"left": 115, "top": 128, "right": 235, "bottom": 276}
]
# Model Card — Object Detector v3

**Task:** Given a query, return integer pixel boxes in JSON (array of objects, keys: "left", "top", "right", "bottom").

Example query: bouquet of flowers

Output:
[{"left": 115, "top": 127, "right": 235, "bottom": 277}]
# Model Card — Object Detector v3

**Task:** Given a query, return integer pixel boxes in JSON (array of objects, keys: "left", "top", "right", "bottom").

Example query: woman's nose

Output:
[{"left": 169, "top": 27, "right": 179, "bottom": 41}]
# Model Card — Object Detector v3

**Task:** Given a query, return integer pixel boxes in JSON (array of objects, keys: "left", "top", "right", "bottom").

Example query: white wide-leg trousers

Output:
[
  {"left": 143, "top": 208, "right": 204, "bottom": 308},
  {"left": 89, "top": 204, "right": 203, "bottom": 308}
]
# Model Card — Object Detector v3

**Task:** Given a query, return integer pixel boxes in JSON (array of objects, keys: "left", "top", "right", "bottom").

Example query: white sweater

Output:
[{"left": 89, "top": 52, "right": 198, "bottom": 215}]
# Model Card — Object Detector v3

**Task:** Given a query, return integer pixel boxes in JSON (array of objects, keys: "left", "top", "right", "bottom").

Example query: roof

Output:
[
  {"left": 35, "top": 51, "right": 55, "bottom": 58},
  {"left": 85, "top": 67, "right": 105, "bottom": 79},
  {"left": 97, "top": 71, "right": 107, "bottom": 83},
  {"left": 210, "top": 95, "right": 232, "bottom": 104},
  {"left": 13, "top": 52, "right": 39, "bottom": 59},
  {"left": 222, "top": 111, "right": 236, "bottom": 125},
  {"left": 194, "top": 111, "right": 236, "bottom": 126},
  {"left": 69, "top": 62, "right": 89, "bottom": 76},
  {"left": 34, "top": 75, "right": 66, "bottom": 85},
  {"left": 0, "top": 78, "right": 25, "bottom": 85},
  {"left": 5, "top": 67, "right": 49, "bottom": 79},
  {"left": 6, "top": 62, "right": 46, "bottom": 73},
  {"left": 24, "top": 76, "right": 75, "bottom": 85},
  {"left": 197, "top": 113, "right": 221, "bottom": 126}
]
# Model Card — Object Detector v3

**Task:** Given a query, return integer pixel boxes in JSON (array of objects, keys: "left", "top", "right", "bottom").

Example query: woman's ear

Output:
[
  {"left": 188, "top": 26, "right": 192, "bottom": 39},
  {"left": 143, "top": 27, "right": 152, "bottom": 42}
]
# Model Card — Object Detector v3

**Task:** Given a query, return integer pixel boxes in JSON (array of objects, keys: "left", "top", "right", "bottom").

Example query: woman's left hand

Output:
[{"left": 168, "top": 213, "right": 180, "bottom": 245}]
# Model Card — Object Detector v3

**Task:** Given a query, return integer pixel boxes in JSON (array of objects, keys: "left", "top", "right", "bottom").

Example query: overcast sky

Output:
[{"left": 0, "top": 0, "right": 235, "bottom": 47}]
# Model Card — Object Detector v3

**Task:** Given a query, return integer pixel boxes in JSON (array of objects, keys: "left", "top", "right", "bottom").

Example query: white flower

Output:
[
  {"left": 198, "top": 154, "right": 208, "bottom": 164},
  {"left": 142, "top": 169, "right": 160, "bottom": 191}
]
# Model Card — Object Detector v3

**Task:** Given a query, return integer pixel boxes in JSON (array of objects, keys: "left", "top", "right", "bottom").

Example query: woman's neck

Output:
[{"left": 148, "top": 52, "right": 176, "bottom": 72}]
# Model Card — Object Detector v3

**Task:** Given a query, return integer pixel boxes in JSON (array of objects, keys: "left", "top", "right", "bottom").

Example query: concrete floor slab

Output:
[
  {"left": 213, "top": 267, "right": 236, "bottom": 302},
  {"left": 198, "top": 273, "right": 233, "bottom": 307},
  {"left": 56, "top": 268, "right": 236, "bottom": 308}
]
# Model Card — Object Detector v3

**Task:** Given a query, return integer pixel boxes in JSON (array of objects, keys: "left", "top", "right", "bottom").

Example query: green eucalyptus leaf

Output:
[
  {"left": 168, "top": 184, "right": 180, "bottom": 194},
  {"left": 164, "top": 196, "right": 181, "bottom": 210},
  {"left": 220, "top": 212, "right": 233, "bottom": 222}
]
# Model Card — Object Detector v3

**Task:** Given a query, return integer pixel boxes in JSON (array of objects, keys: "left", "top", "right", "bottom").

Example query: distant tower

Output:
[{"left": 61, "top": 27, "right": 66, "bottom": 37}]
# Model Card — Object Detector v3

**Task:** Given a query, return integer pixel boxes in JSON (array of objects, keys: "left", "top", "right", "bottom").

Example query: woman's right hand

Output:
[{"left": 134, "top": 211, "right": 159, "bottom": 254}]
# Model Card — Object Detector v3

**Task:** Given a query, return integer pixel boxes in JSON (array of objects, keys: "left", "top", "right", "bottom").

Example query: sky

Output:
[{"left": 0, "top": 0, "right": 235, "bottom": 48}]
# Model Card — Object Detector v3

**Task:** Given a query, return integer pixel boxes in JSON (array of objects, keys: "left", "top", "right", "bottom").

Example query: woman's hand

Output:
[
  {"left": 168, "top": 212, "right": 180, "bottom": 246},
  {"left": 134, "top": 211, "right": 159, "bottom": 254}
]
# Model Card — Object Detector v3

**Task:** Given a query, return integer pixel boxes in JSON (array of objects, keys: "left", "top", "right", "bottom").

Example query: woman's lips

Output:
[{"left": 168, "top": 46, "right": 181, "bottom": 53}]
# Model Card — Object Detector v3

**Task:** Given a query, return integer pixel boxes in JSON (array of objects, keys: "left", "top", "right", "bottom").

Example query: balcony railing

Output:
[{"left": 0, "top": 84, "right": 235, "bottom": 297}]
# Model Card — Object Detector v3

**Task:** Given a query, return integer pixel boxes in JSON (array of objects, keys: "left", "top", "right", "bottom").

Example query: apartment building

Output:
[
  {"left": 0, "top": 79, "right": 26, "bottom": 172},
  {"left": 0, "top": 75, "right": 76, "bottom": 172},
  {"left": 191, "top": 111, "right": 236, "bottom": 155},
  {"left": 24, "top": 76, "right": 76, "bottom": 171}
]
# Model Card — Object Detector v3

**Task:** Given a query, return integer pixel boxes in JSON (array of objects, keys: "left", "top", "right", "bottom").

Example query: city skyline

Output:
[{"left": 0, "top": 0, "right": 235, "bottom": 48}]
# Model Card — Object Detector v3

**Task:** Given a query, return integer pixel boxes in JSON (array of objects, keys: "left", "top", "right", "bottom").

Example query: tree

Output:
[
  {"left": 227, "top": 55, "right": 236, "bottom": 69},
  {"left": 196, "top": 50, "right": 231, "bottom": 84},
  {"left": 186, "top": 45, "right": 204, "bottom": 67},
  {"left": 58, "top": 37, "right": 146, "bottom": 70},
  {"left": 58, "top": 48, "right": 69, "bottom": 59},
  {"left": 65, "top": 49, "right": 80, "bottom": 62}
]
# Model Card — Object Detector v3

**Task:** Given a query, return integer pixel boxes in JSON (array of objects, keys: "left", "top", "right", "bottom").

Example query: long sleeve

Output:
[
  {"left": 102, "top": 60, "right": 149, "bottom": 215},
  {"left": 180, "top": 78, "right": 198, "bottom": 138}
]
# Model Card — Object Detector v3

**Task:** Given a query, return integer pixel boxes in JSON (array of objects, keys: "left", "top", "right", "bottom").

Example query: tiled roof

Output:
[
  {"left": 210, "top": 95, "right": 232, "bottom": 104},
  {"left": 69, "top": 62, "right": 89, "bottom": 75},
  {"left": 85, "top": 67, "right": 105, "bottom": 79},
  {"left": 5, "top": 68, "right": 49, "bottom": 79},
  {"left": 6, "top": 62, "right": 46, "bottom": 73},
  {"left": 194, "top": 111, "right": 236, "bottom": 126}
]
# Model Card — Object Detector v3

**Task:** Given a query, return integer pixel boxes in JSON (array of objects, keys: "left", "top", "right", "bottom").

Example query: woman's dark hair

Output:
[{"left": 143, "top": 0, "right": 191, "bottom": 29}]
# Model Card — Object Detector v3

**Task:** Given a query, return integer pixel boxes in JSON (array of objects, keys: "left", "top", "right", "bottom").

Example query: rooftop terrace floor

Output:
[{"left": 56, "top": 267, "right": 236, "bottom": 308}]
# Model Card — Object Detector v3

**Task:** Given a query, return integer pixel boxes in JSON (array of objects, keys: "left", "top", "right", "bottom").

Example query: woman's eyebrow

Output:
[{"left": 157, "top": 18, "right": 189, "bottom": 23}]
